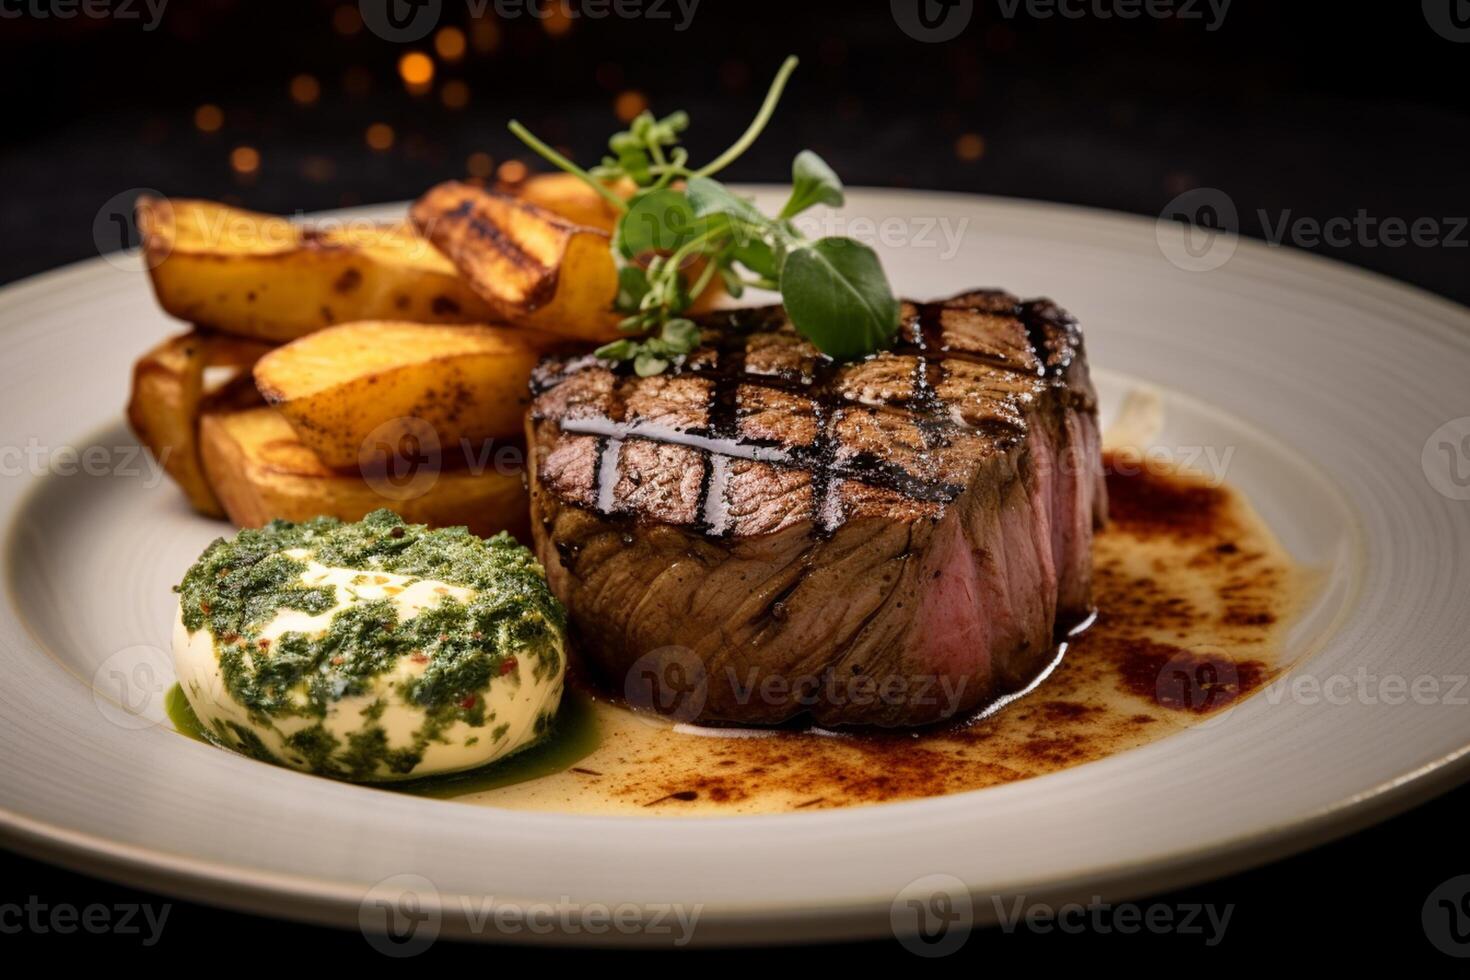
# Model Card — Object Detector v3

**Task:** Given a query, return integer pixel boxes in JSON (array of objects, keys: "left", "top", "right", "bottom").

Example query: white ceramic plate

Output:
[{"left": 3, "top": 190, "right": 1469, "bottom": 946}]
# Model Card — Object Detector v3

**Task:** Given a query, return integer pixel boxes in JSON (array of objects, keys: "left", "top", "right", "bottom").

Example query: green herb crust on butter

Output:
[{"left": 172, "top": 510, "right": 567, "bottom": 781}]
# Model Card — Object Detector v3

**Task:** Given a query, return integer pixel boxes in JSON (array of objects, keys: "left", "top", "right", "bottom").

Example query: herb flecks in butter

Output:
[{"left": 174, "top": 510, "right": 565, "bottom": 728}]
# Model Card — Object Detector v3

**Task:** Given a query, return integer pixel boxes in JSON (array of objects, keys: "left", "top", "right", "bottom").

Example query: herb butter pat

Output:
[{"left": 172, "top": 510, "right": 566, "bottom": 782}]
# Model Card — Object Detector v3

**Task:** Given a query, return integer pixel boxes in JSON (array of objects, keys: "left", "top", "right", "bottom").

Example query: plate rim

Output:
[{"left": 5, "top": 739, "right": 1469, "bottom": 944}]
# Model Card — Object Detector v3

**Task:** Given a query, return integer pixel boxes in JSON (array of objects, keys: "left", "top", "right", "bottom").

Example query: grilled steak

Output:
[{"left": 526, "top": 289, "right": 1107, "bottom": 727}]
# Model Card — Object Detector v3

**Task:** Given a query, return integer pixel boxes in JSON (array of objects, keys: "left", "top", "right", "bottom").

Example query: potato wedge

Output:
[
  {"left": 508, "top": 175, "right": 731, "bottom": 316},
  {"left": 137, "top": 196, "right": 495, "bottom": 342},
  {"left": 199, "top": 405, "right": 529, "bottom": 540},
  {"left": 508, "top": 172, "right": 632, "bottom": 233},
  {"left": 421, "top": 180, "right": 727, "bottom": 341},
  {"left": 126, "top": 330, "right": 272, "bottom": 516},
  {"left": 411, "top": 181, "right": 623, "bottom": 342},
  {"left": 253, "top": 321, "right": 546, "bottom": 470}
]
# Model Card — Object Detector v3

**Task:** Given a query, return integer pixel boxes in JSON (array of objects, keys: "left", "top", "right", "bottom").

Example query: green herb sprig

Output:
[{"left": 508, "top": 56, "right": 900, "bottom": 375}]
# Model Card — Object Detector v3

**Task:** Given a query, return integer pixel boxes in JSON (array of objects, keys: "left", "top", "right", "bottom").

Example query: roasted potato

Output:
[
  {"left": 508, "top": 172, "right": 632, "bottom": 233},
  {"left": 417, "top": 180, "right": 727, "bottom": 342},
  {"left": 199, "top": 405, "right": 529, "bottom": 540},
  {"left": 253, "top": 321, "right": 547, "bottom": 470},
  {"left": 137, "top": 196, "right": 495, "bottom": 342},
  {"left": 126, "top": 330, "right": 272, "bottom": 516},
  {"left": 411, "top": 181, "right": 624, "bottom": 342},
  {"left": 507, "top": 175, "right": 729, "bottom": 315}
]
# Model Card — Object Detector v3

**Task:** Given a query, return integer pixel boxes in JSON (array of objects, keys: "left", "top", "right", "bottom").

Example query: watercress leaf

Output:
[
  {"left": 594, "top": 339, "right": 637, "bottom": 360},
  {"left": 660, "top": 270, "right": 694, "bottom": 314},
  {"left": 618, "top": 189, "right": 700, "bottom": 258},
  {"left": 731, "top": 232, "right": 780, "bottom": 280},
  {"left": 779, "top": 150, "right": 844, "bottom": 220},
  {"left": 685, "top": 176, "right": 766, "bottom": 224},
  {"left": 779, "top": 237, "right": 900, "bottom": 361},
  {"left": 609, "top": 131, "right": 642, "bottom": 155},
  {"left": 615, "top": 265, "right": 651, "bottom": 312},
  {"left": 634, "top": 352, "right": 670, "bottom": 377},
  {"left": 719, "top": 264, "right": 745, "bottom": 298},
  {"left": 616, "top": 147, "right": 652, "bottom": 185},
  {"left": 656, "top": 110, "right": 689, "bottom": 139},
  {"left": 661, "top": 317, "right": 701, "bottom": 350}
]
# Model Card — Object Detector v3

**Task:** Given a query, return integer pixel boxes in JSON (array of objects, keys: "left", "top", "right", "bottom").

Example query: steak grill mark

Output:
[{"left": 542, "top": 291, "right": 1080, "bottom": 536}]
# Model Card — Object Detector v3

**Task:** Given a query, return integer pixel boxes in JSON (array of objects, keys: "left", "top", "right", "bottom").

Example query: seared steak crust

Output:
[{"left": 528, "top": 289, "right": 1107, "bottom": 727}]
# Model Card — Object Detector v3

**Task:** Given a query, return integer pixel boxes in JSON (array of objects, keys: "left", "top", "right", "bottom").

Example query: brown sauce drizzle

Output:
[
  {"left": 1104, "top": 449, "right": 1229, "bottom": 537},
  {"left": 1114, "top": 636, "right": 1268, "bottom": 714}
]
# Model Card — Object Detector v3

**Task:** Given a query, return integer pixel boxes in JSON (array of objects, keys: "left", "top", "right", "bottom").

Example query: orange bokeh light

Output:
[
  {"left": 332, "top": 5, "right": 362, "bottom": 35},
  {"left": 471, "top": 19, "right": 501, "bottom": 52},
  {"left": 441, "top": 80, "right": 470, "bottom": 109},
  {"left": 954, "top": 133, "right": 986, "bottom": 161},
  {"left": 365, "top": 123, "right": 395, "bottom": 151},
  {"left": 542, "top": 7, "right": 572, "bottom": 36},
  {"left": 435, "top": 27, "right": 467, "bottom": 62},
  {"left": 290, "top": 74, "right": 320, "bottom": 106},
  {"left": 230, "top": 145, "right": 260, "bottom": 175},
  {"left": 194, "top": 104, "right": 223, "bottom": 133},
  {"left": 614, "top": 91, "right": 648, "bottom": 123},
  {"left": 467, "top": 152, "right": 494, "bottom": 178},
  {"left": 398, "top": 52, "right": 435, "bottom": 87}
]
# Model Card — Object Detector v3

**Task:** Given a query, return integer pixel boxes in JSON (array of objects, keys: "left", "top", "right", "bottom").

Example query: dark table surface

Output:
[{"left": 2, "top": 0, "right": 1468, "bottom": 963}]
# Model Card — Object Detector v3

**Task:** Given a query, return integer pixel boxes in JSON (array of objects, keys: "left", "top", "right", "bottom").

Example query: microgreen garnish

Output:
[{"left": 508, "top": 55, "right": 900, "bottom": 375}]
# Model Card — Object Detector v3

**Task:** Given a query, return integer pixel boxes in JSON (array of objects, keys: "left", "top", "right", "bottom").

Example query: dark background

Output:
[{"left": 2, "top": 0, "right": 1468, "bottom": 964}]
